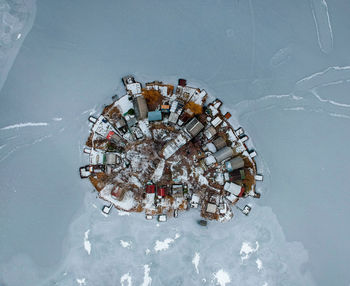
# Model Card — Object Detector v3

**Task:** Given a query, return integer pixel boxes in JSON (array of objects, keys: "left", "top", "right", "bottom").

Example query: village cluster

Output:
[{"left": 80, "top": 76, "right": 263, "bottom": 222}]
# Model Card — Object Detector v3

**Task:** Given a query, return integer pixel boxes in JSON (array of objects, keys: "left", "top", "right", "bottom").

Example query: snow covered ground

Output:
[{"left": 1, "top": 0, "right": 350, "bottom": 285}]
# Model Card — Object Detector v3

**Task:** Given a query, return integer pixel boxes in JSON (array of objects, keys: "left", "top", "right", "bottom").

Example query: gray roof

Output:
[
  {"left": 225, "top": 156, "right": 244, "bottom": 172},
  {"left": 213, "top": 147, "right": 233, "bottom": 163},
  {"left": 185, "top": 117, "right": 204, "bottom": 138},
  {"left": 133, "top": 96, "right": 148, "bottom": 120},
  {"left": 213, "top": 136, "right": 226, "bottom": 150}
]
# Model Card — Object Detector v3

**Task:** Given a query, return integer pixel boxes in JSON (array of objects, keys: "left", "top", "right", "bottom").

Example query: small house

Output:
[
  {"left": 157, "top": 186, "right": 167, "bottom": 198},
  {"left": 212, "top": 136, "right": 226, "bottom": 150},
  {"left": 224, "top": 182, "right": 245, "bottom": 197},
  {"left": 204, "top": 126, "right": 217, "bottom": 140},
  {"left": 172, "top": 184, "right": 184, "bottom": 198},
  {"left": 116, "top": 118, "right": 126, "bottom": 129},
  {"left": 224, "top": 112, "right": 232, "bottom": 119},
  {"left": 206, "top": 203, "right": 217, "bottom": 214},
  {"left": 211, "top": 116, "right": 222, "bottom": 127},
  {"left": 161, "top": 105, "right": 170, "bottom": 113},
  {"left": 185, "top": 117, "right": 204, "bottom": 138},
  {"left": 102, "top": 204, "right": 113, "bottom": 215},
  {"left": 213, "top": 147, "right": 233, "bottom": 163},
  {"left": 145, "top": 215, "right": 153, "bottom": 220},
  {"left": 158, "top": 214, "right": 167, "bottom": 222},
  {"left": 146, "top": 184, "right": 156, "bottom": 194},
  {"left": 178, "top": 78, "right": 187, "bottom": 87},
  {"left": 190, "top": 194, "right": 200, "bottom": 208},
  {"left": 235, "top": 127, "right": 244, "bottom": 136},
  {"left": 225, "top": 157, "right": 244, "bottom": 172},
  {"left": 168, "top": 112, "right": 179, "bottom": 124},
  {"left": 255, "top": 174, "right": 263, "bottom": 181},
  {"left": 133, "top": 95, "right": 148, "bottom": 120},
  {"left": 240, "top": 135, "right": 249, "bottom": 142},
  {"left": 148, "top": 111, "right": 162, "bottom": 122}
]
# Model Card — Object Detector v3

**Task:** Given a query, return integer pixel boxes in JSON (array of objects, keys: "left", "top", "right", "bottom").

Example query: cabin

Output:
[
  {"left": 224, "top": 182, "right": 245, "bottom": 197},
  {"left": 204, "top": 126, "right": 217, "bottom": 140},
  {"left": 146, "top": 184, "right": 156, "bottom": 194},
  {"left": 211, "top": 116, "right": 222, "bottom": 128},
  {"left": 206, "top": 203, "right": 217, "bottom": 214},
  {"left": 190, "top": 194, "right": 200, "bottom": 208},
  {"left": 157, "top": 186, "right": 167, "bottom": 198},
  {"left": 158, "top": 214, "right": 167, "bottom": 222},
  {"left": 178, "top": 78, "right": 187, "bottom": 87},
  {"left": 172, "top": 184, "right": 184, "bottom": 198},
  {"left": 102, "top": 204, "right": 113, "bottom": 215},
  {"left": 148, "top": 111, "right": 162, "bottom": 122},
  {"left": 133, "top": 95, "right": 148, "bottom": 120},
  {"left": 225, "top": 156, "right": 244, "bottom": 172},
  {"left": 212, "top": 136, "right": 226, "bottom": 151},
  {"left": 185, "top": 117, "right": 204, "bottom": 138},
  {"left": 213, "top": 147, "right": 233, "bottom": 163}
]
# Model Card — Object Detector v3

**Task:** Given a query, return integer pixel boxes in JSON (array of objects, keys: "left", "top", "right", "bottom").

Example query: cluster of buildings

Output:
[{"left": 79, "top": 76, "right": 263, "bottom": 222}]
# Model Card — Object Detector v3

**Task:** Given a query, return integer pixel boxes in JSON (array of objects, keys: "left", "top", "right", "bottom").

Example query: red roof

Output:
[
  {"left": 238, "top": 187, "right": 245, "bottom": 197},
  {"left": 106, "top": 131, "right": 115, "bottom": 140},
  {"left": 146, "top": 184, "right": 156, "bottom": 193},
  {"left": 178, "top": 78, "right": 187, "bottom": 87},
  {"left": 158, "top": 187, "right": 166, "bottom": 197}
]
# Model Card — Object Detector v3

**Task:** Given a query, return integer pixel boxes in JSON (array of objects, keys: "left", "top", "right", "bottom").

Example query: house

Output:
[
  {"left": 122, "top": 76, "right": 142, "bottom": 95},
  {"left": 102, "top": 203, "right": 113, "bottom": 215},
  {"left": 105, "top": 153, "right": 118, "bottom": 165},
  {"left": 106, "top": 131, "right": 122, "bottom": 145},
  {"left": 133, "top": 95, "right": 148, "bottom": 120},
  {"left": 225, "top": 156, "right": 244, "bottom": 172},
  {"left": 224, "top": 112, "right": 232, "bottom": 119},
  {"left": 235, "top": 127, "right": 244, "bottom": 136},
  {"left": 168, "top": 112, "right": 179, "bottom": 124},
  {"left": 224, "top": 182, "right": 245, "bottom": 197},
  {"left": 91, "top": 115, "right": 118, "bottom": 138},
  {"left": 157, "top": 186, "right": 167, "bottom": 198},
  {"left": 125, "top": 114, "right": 137, "bottom": 127},
  {"left": 88, "top": 116, "right": 97, "bottom": 123},
  {"left": 255, "top": 174, "right": 263, "bottom": 181},
  {"left": 190, "top": 194, "right": 200, "bottom": 208},
  {"left": 229, "top": 168, "right": 246, "bottom": 181},
  {"left": 204, "top": 126, "right": 217, "bottom": 139},
  {"left": 172, "top": 184, "right": 184, "bottom": 198},
  {"left": 161, "top": 105, "right": 170, "bottom": 113},
  {"left": 206, "top": 203, "right": 217, "bottom": 214},
  {"left": 79, "top": 166, "right": 91, "bottom": 178},
  {"left": 177, "top": 109, "right": 194, "bottom": 126},
  {"left": 185, "top": 117, "right": 204, "bottom": 138},
  {"left": 158, "top": 214, "right": 167, "bottom": 222},
  {"left": 249, "top": 150, "right": 257, "bottom": 158},
  {"left": 178, "top": 78, "right": 187, "bottom": 87},
  {"left": 148, "top": 111, "right": 162, "bottom": 122},
  {"left": 212, "top": 136, "right": 226, "bottom": 150},
  {"left": 213, "top": 146, "right": 233, "bottom": 163},
  {"left": 116, "top": 118, "right": 126, "bottom": 129},
  {"left": 211, "top": 116, "right": 222, "bottom": 128},
  {"left": 146, "top": 184, "right": 156, "bottom": 194}
]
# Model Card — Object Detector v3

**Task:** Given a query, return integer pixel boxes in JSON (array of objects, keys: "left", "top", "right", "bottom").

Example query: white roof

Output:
[
  {"left": 163, "top": 141, "right": 179, "bottom": 159},
  {"left": 224, "top": 182, "right": 242, "bottom": 196},
  {"left": 168, "top": 112, "right": 179, "bottom": 124},
  {"left": 205, "top": 155, "right": 216, "bottom": 166},
  {"left": 126, "top": 82, "right": 141, "bottom": 95},
  {"left": 206, "top": 203, "right": 217, "bottom": 214},
  {"left": 211, "top": 116, "right": 222, "bottom": 127},
  {"left": 158, "top": 215, "right": 167, "bottom": 222},
  {"left": 115, "top": 94, "right": 133, "bottom": 114},
  {"left": 191, "top": 194, "right": 200, "bottom": 204},
  {"left": 91, "top": 115, "right": 116, "bottom": 138}
]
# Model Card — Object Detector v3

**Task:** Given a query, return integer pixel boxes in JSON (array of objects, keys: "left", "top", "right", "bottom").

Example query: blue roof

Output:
[{"left": 148, "top": 111, "right": 162, "bottom": 122}]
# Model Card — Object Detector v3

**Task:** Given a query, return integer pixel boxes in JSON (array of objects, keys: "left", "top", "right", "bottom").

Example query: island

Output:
[{"left": 79, "top": 76, "right": 263, "bottom": 222}]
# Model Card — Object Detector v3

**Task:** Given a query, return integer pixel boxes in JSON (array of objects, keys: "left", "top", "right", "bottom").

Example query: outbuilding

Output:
[
  {"left": 225, "top": 156, "right": 244, "bottom": 172},
  {"left": 185, "top": 117, "right": 204, "bottom": 138},
  {"left": 213, "top": 147, "right": 233, "bottom": 163},
  {"left": 148, "top": 111, "right": 162, "bottom": 122}
]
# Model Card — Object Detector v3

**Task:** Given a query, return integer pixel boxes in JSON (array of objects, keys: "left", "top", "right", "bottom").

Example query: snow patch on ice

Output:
[
  {"left": 120, "top": 272, "right": 132, "bottom": 286},
  {"left": 76, "top": 278, "right": 86, "bottom": 285},
  {"left": 154, "top": 233, "right": 180, "bottom": 252},
  {"left": 141, "top": 265, "right": 152, "bottom": 286},
  {"left": 1, "top": 122, "right": 48, "bottom": 130},
  {"left": 84, "top": 230, "right": 91, "bottom": 255},
  {"left": 213, "top": 269, "right": 231, "bottom": 286},
  {"left": 192, "top": 252, "right": 200, "bottom": 274},
  {"left": 120, "top": 240, "right": 132, "bottom": 249},
  {"left": 240, "top": 241, "right": 259, "bottom": 261},
  {"left": 52, "top": 117, "right": 62, "bottom": 121},
  {"left": 256, "top": 258, "right": 263, "bottom": 271}
]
